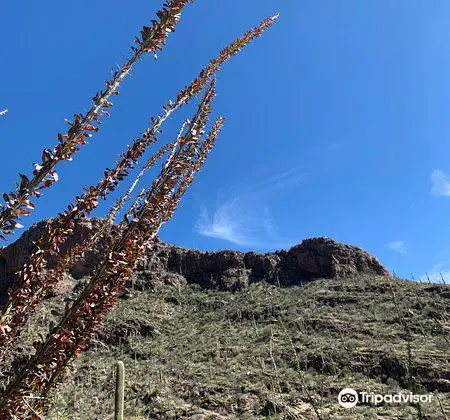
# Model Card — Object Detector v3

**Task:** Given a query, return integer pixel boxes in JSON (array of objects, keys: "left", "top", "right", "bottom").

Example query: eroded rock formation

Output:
[{"left": 0, "top": 218, "right": 389, "bottom": 304}]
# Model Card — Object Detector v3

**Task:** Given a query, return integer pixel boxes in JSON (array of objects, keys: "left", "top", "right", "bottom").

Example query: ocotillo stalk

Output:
[
  {"left": 0, "top": 0, "right": 194, "bottom": 240},
  {"left": 0, "top": 82, "right": 219, "bottom": 418},
  {"left": 47, "top": 136, "right": 181, "bottom": 281},
  {"left": 114, "top": 361, "right": 125, "bottom": 420},
  {"left": 0, "top": 15, "right": 278, "bottom": 359}
]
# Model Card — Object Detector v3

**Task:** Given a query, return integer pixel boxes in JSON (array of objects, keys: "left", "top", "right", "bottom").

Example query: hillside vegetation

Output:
[{"left": 10, "top": 272, "right": 449, "bottom": 419}]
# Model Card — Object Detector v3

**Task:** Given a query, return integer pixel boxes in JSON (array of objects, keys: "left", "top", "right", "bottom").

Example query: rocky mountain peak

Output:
[{"left": 0, "top": 218, "right": 389, "bottom": 304}]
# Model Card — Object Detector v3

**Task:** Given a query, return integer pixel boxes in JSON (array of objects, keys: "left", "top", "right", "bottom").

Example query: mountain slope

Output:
[
  {"left": 10, "top": 274, "right": 448, "bottom": 419},
  {"left": 0, "top": 220, "right": 448, "bottom": 419}
]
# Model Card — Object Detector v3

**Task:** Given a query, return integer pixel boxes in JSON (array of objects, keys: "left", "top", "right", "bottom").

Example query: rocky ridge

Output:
[
  {"left": 0, "top": 218, "right": 389, "bottom": 303},
  {"left": 1, "top": 219, "right": 449, "bottom": 419}
]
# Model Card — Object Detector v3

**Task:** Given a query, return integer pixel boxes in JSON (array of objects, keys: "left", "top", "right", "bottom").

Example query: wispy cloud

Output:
[
  {"left": 197, "top": 199, "right": 256, "bottom": 247},
  {"left": 431, "top": 169, "right": 450, "bottom": 197},
  {"left": 196, "top": 168, "right": 304, "bottom": 250},
  {"left": 245, "top": 169, "right": 304, "bottom": 194},
  {"left": 386, "top": 240, "right": 407, "bottom": 255}
]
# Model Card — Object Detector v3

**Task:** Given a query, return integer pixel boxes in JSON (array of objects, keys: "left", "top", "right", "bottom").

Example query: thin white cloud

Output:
[
  {"left": 246, "top": 169, "right": 304, "bottom": 194},
  {"left": 386, "top": 240, "right": 407, "bottom": 255},
  {"left": 196, "top": 200, "right": 255, "bottom": 247},
  {"left": 196, "top": 168, "right": 304, "bottom": 250},
  {"left": 431, "top": 169, "right": 450, "bottom": 197}
]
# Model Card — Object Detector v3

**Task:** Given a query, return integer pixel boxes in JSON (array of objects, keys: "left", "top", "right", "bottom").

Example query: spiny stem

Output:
[
  {"left": 0, "top": 0, "right": 194, "bottom": 240},
  {"left": 0, "top": 15, "right": 278, "bottom": 358}
]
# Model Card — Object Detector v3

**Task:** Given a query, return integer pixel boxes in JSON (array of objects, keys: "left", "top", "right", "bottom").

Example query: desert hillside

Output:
[{"left": 0, "top": 220, "right": 449, "bottom": 419}]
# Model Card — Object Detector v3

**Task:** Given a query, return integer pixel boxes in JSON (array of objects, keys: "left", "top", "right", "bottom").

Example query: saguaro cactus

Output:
[{"left": 115, "top": 361, "right": 125, "bottom": 420}]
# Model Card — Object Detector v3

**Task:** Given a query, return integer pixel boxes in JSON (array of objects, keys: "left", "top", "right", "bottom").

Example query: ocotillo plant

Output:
[
  {"left": 0, "top": 77, "right": 221, "bottom": 418},
  {"left": 0, "top": 14, "right": 277, "bottom": 364},
  {"left": 41, "top": 137, "right": 180, "bottom": 282},
  {"left": 0, "top": 2, "right": 278, "bottom": 418},
  {"left": 0, "top": 0, "right": 193, "bottom": 240}
]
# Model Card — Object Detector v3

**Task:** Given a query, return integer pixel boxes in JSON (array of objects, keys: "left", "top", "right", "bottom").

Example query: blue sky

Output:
[{"left": 2, "top": 1, "right": 450, "bottom": 281}]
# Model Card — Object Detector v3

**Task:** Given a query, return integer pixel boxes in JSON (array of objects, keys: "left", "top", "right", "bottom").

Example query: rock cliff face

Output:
[
  {"left": 0, "top": 218, "right": 389, "bottom": 303},
  {"left": 0, "top": 218, "right": 100, "bottom": 277}
]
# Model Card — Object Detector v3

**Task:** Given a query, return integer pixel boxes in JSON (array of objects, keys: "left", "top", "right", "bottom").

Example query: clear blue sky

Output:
[{"left": 2, "top": 1, "right": 450, "bottom": 281}]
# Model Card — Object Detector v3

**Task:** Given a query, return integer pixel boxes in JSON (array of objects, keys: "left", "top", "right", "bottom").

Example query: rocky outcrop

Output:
[
  {"left": 276, "top": 237, "right": 389, "bottom": 286},
  {"left": 135, "top": 243, "right": 281, "bottom": 291},
  {"left": 0, "top": 218, "right": 389, "bottom": 302},
  {"left": 0, "top": 218, "right": 101, "bottom": 278},
  {"left": 0, "top": 218, "right": 102, "bottom": 305},
  {"left": 134, "top": 237, "right": 388, "bottom": 290}
]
